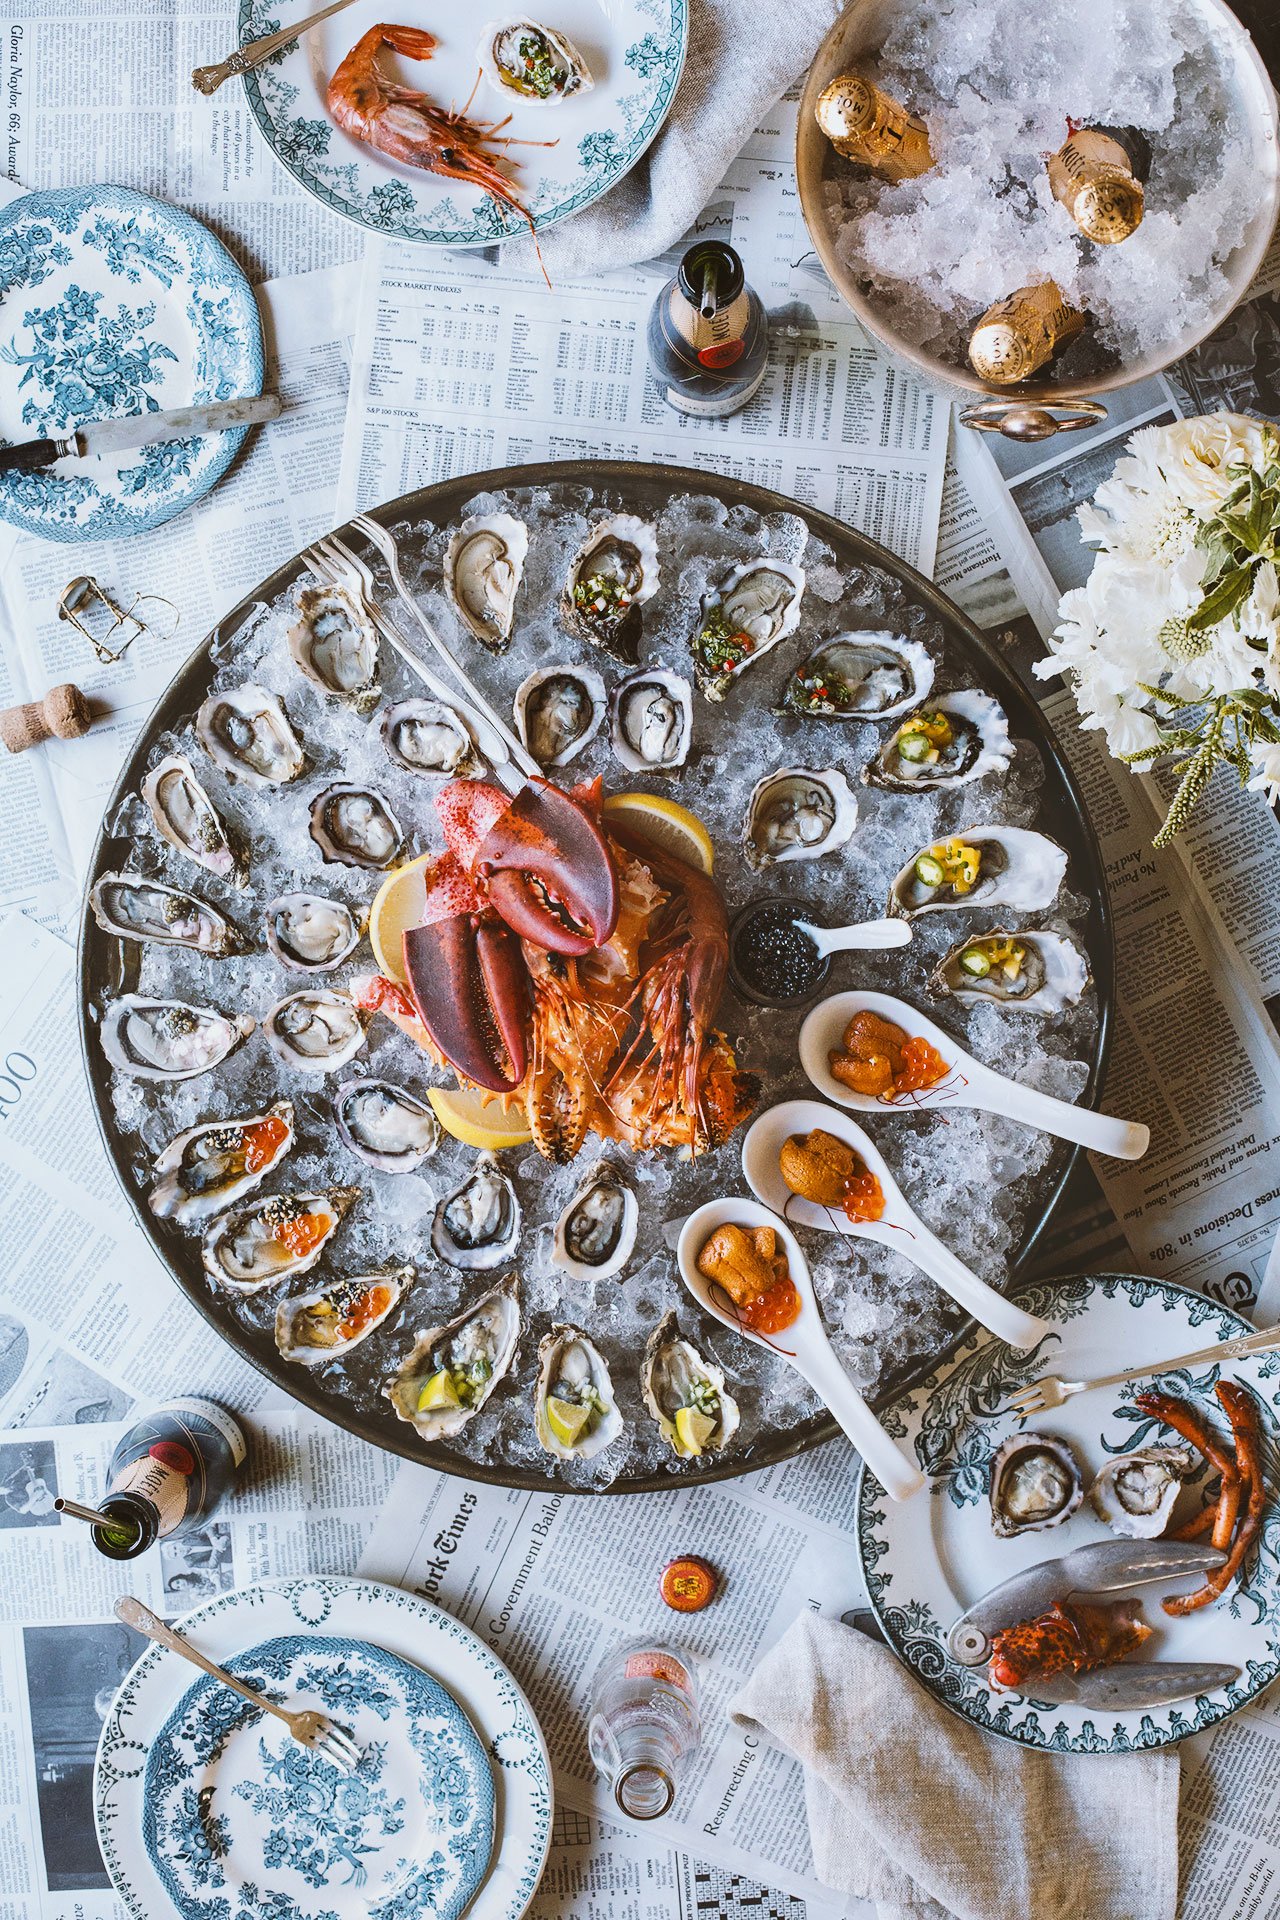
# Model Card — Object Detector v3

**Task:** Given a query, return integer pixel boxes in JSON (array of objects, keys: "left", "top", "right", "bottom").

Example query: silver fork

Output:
[
  {"left": 192, "top": 0, "right": 359, "bottom": 94},
  {"left": 1004, "top": 1320, "right": 1280, "bottom": 1419},
  {"left": 115, "top": 1596, "right": 361, "bottom": 1775}
]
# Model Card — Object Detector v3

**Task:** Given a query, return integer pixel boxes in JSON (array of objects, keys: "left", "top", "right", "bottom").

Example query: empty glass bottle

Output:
[{"left": 587, "top": 1640, "right": 701, "bottom": 1819}]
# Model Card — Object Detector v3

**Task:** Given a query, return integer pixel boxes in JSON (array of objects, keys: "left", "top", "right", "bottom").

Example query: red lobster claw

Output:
[
  {"left": 403, "top": 916, "right": 530, "bottom": 1094},
  {"left": 475, "top": 778, "right": 619, "bottom": 955}
]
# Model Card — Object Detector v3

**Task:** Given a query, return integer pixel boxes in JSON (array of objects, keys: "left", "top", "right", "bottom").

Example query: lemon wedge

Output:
[
  {"left": 417, "top": 1369, "right": 462, "bottom": 1412},
  {"left": 368, "top": 852, "right": 436, "bottom": 983},
  {"left": 602, "top": 792, "right": 714, "bottom": 876},
  {"left": 427, "top": 1085, "right": 532, "bottom": 1152},
  {"left": 674, "top": 1405, "right": 717, "bottom": 1456},
  {"left": 545, "top": 1396, "right": 593, "bottom": 1448}
]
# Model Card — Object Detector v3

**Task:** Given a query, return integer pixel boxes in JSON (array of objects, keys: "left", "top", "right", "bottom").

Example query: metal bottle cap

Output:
[
  {"left": 816, "top": 73, "right": 876, "bottom": 144},
  {"left": 1073, "top": 175, "right": 1144, "bottom": 244},
  {"left": 970, "top": 322, "right": 1033, "bottom": 384}
]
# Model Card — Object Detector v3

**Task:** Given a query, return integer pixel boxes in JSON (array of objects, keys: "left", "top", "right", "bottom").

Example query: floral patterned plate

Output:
[
  {"left": 857, "top": 1273, "right": 1280, "bottom": 1754},
  {"left": 95, "top": 1577, "right": 553, "bottom": 1920},
  {"left": 239, "top": 0, "right": 688, "bottom": 246},
  {"left": 0, "top": 185, "right": 263, "bottom": 542}
]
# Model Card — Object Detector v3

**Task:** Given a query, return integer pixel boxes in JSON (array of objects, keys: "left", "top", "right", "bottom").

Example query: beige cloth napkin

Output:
[{"left": 728, "top": 1612, "right": 1180, "bottom": 1920}]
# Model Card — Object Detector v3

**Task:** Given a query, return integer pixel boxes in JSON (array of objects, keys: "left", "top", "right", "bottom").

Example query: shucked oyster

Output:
[
  {"left": 333, "top": 1079, "right": 441, "bottom": 1173},
  {"left": 380, "top": 697, "right": 485, "bottom": 779},
  {"left": 264, "top": 989, "right": 369, "bottom": 1072},
  {"left": 265, "top": 893, "right": 362, "bottom": 973},
  {"left": 287, "top": 585, "right": 379, "bottom": 712},
  {"left": 431, "top": 1152, "right": 522, "bottom": 1269},
  {"left": 864, "top": 691, "right": 1012, "bottom": 792},
  {"left": 276, "top": 1267, "right": 414, "bottom": 1369},
  {"left": 931, "top": 929, "right": 1090, "bottom": 1015},
  {"left": 445, "top": 512, "right": 528, "bottom": 652},
  {"left": 149, "top": 1100, "right": 295, "bottom": 1229},
  {"left": 561, "top": 514, "right": 659, "bottom": 662},
  {"left": 202, "top": 1186, "right": 358, "bottom": 1295},
  {"left": 478, "top": 17, "right": 594, "bottom": 103},
  {"left": 515, "top": 664, "right": 606, "bottom": 768},
  {"left": 308, "top": 783, "right": 404, "bottom": 870},
  {"left": 779, "top": 630, "right": 933, "bottom": 720},
  {"left": 385, "top": 1273, "right": 521, "bottom": 1439},
  {"left": 90, "top": 874, "right": 244, "bottom": 955},
  {"left": 610, "top": 667, "right": 692, "bottom": 774},
  {"left": 888, "top": 826, "right": 1067, "bottom": 919},
  {"left": 641, "top": 1311, "right": 740, "bottom": 1460},
  {"left": 989, "top": 1432, "right": 1084, "bottom": 1538},
  {"left": 1089, "top": 1446, "right": 1196, "bottom": 1539},
  {"left": 552, "top": 1162, "right": 638, "bottom": 1280},
  {"left": 744, "top": 766, "right": 858, "bottom": 868},
  {"left": 100, "top": 997, "right": 254, "bottom": 1082},
  {"left": 140, "top": 754, "right": 247, "bottom": 888},
  {"left": 691, "top": 558, "right": 805, "bottom": 699},
  {"left": 196, "top": 684, "right": 305, "bottom": 788},
  {"left": 535, "top": 1325, "right": 623, "bottom": 1459}
]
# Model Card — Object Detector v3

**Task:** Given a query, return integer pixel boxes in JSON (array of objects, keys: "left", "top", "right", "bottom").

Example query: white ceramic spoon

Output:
[
  {"left": 799, "top": 988, "right": 1150, "bottom": 1161},
  {"left": 742, "top": 1098, "right": 1052, "bottom": 1351},
  {"left": 794, "top": 917, "right": 913, "bottom": 956},
  {"left": 676, "top": 1196, "right": 925, "bottom": 1501}
]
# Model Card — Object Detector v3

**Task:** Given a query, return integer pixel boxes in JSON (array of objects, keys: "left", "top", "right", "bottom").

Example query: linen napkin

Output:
[
  {"left": 507, "top": 0, "right": 842, "bottom": 281},
  {"left": 729, "top": 1612, "right": 1179, "bottom": 1920}
]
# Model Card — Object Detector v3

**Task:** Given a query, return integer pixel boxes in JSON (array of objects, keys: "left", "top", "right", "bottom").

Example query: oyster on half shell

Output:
[
  {"left": 535, "top": 1325, "right": 623, "bottom": 1460},
  {"left": 642, "top": 1311, "right": 740, "bottom": 1459},
  {"left": 864, "top": 691, "right": 1012, "bottom": 792},
  {"left": 308, "top": 784, "right": 404, "bottom": 870},
  {"left": 266, "top": 893, "right": 362, "bottom": 973},
  {"left": 744, "top": 766, "right": 858, "bottom": 868},
  {"left": 478, "top": 18, "right": 594, "bottom": 103},
  {"left": 149, "top": 1100, "right": 295, "bottom": 1230},
  {"left": 276, "top": 1267, "right": 414, "bottom": 1369},
  {"left": 1089, "top": 1446, "right": 1196, "bottom": 1539},
  {"left": 445, "top": 512, "right": 528, "bottom": 652},
  {"left": 333, "top": 1079, "right": 441, "bottom": 1173},
  {"left": 692, "top": 559, "right": 805, "bottom": 700},
  {"left": 989, "top": 1432, "right": 1084, "bottom": 1538},
  {"left": 431, "top": 1152, "right": 522, "bottom": 1269},
  {"left": 287, "top": 585, "right": 379, "bottom": 712},
  {"left": 779, "top": 630, "right": 932, "bottom": 720},
  {"left": 196, "top": 684, "right": 305, "bottom": 789},
  {"left": 141, "top": 754, "right": 247, "bottom": 888},
  {"left": 385, "top": 1273, "right": 521, "bottom": 1439},
  {"left": 610, "top": 667, "right": 692, "bottom": 774},
  {"left": 90, "top": 874, "right": 244, "bottom": 955},
  {"left": 561, "top": 514, "right": 659, "bottom": 662},
  {"left": 515, "top": 664, "right": 606, "bottom": 768},
  {"left": 930, "top": 929, "right": 1090, "bottom": 1015},
  {"left": 100, "top": 997, "right": 254, "bottom": 1082},
  {"left": 888, "top": 826, "right": 1067, "bottom": 919},
  {"left": 380, "top": 697, "right": 486, "bottom": 778},
  {"left": 552, "top": 1162, "right": 637, "bottom": 1281},
  {"left": 264, "top": 989, "right": 368, "bottom": 1072},
  {"left": 202, "top": 1186, "right": 358, "bottom": 1295}
]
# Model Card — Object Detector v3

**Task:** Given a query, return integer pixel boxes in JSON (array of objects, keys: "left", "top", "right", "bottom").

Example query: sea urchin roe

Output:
[
  {"left": 779, "top": 1128, "right": 887, "bottom": 1223},
  {"left": 829, "top": 1010, "right": 948, "bottom": 1100},
  {"left": 242, "top": 1114, "right": 290, "bottom": 1173},
  {"left": 731, "top": 902, "right": 824, "bottom": 1001},
  {"left": 696, "top": 1222, "right": 802, "bottom": 1333}
]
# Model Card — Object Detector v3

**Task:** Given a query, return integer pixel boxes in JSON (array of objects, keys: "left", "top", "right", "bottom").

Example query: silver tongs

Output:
[{"left": 947, "top": 1539, "right": 1240, "bottom": 1708}]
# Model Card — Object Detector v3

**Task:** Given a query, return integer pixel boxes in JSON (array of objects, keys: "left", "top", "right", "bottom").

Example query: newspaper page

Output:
[{"left": 335, "top": 100, "right": 947, "bottom": 578}]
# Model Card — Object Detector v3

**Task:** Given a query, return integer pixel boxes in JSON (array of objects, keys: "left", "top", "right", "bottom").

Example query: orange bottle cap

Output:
[{"left": 660, "top": 1555, "right": 718, "bottom": 1611}]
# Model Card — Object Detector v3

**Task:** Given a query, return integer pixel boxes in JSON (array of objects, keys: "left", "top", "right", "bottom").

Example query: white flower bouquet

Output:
[{"left": 1036, "top": 411, "right": 1280, "bottom": 844}]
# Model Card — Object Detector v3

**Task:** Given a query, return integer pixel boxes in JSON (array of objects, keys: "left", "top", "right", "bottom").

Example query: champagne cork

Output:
[
  {"left": 815, "top": 71, "right": 933, "bottom": 182},
  {"left": 1047, "top": 128, "right": 1144, "bottom": 243},
  {"left": 0, "top": 682, "right": 92, "bottom": 754},
  {"left": 969, "top": 282, "right": 1086, "bottom": 384}
]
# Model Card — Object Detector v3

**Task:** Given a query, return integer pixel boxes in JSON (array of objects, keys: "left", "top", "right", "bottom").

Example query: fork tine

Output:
[{"left": 317, "top": 1728, "right": 359, "bottom": 1773}]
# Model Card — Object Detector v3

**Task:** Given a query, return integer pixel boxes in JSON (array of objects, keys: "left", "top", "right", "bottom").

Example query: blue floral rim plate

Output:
[
  {"left": 238, "top": 0, "right": 689, "bottom": 247},
  {"left": 95, "top": 1577, "right": 553, "bottom": 1920},
  {"left": 0, "top": 184, "right": 263, "bottom": 541},
  {"left": 856, "top": 1273, "right": 1280, "bottom": 1754}
]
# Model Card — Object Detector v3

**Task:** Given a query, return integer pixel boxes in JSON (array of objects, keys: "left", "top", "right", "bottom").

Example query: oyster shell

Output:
[
  {"left": 149, "top": 1100, "right": 295, "bottom": 1229},
  {"left": 610, "top": 667, "right": 692, "bottom": 774},
  {"left": 276, "top": 1266, "right": 414, "bottom": 1369},
  {"left": 140, "top": 754, "right": 247, "bottom": 888},
  {"left": 989, "top": 1432, "right": 1084, "bottom": 1538},
  {"left": 90, "top": 874, "right": 244, "bottom": 955},
  {"left": 930, "top": 929, "right": 1090, "bottom": 1015},
  {"left": 864, "top": 691, "right": 1013, "bottom": 792},
  {"left": 333, "top": 1079, "right": 441, "bottom": 1173},
  {"left": 379, "top": 697, "right": 485, "bottom": 779},
  {"left": 308, "top": 783, "right": 404, "bottom": 870},
  {"left": 287, "top": 585, "right": 379, "bottom": 712},
  {"left": 888, "top": 826, "right": 1068, "bottom": 919},
  {"left": 385, "top": 1273, "right": 521, "bottom": 1438},
  {"left": 552, "top": 1162, "right": 638, "bottom": 1280},
  {"left": 515, "top": 664, "right": 607, "bottom": 768},
  {"left": 744, "top": 766, "right": 858, "bottom": 868},
  {"left": 264, "top": 989, "right": 368, "bottom": 1072},
  {"left": 100, "top": 997, "right": 254, "bottom": 1082},
  {"left": 202, "top": 1186, "right": 358, "bottom": 1295},
  {"left": 478, "top": 17, "right": 594, "bottom": 103},
  {"left": 196, "top": 684, "right": 305, "bottom": 789},
  {"left": 445, "top": 511, "right": 528, "bottom": 652},
  {"left": 266, "top": 893, "right": 362, "bottom": 972},
  {"left": 561, "top": 514, "right": 659, "bottom": 662},
  {"left": 1089, "top": 1446, "right": 1196, "bottom": 1539},
  {"left": 692, "top": 559, "right": 805, "bottom": 700},
  {"left": 534, "top": 1325, "right": 623, "bottom": 1460},
  {"left": 779, "top": 630, "right": 932, "bottom": 720},
  {"left": 431, "top": 1151, "right": 522, "bottom": 1269},
  {"left": 641, "top": 1311, "right": 740, "bottom": 1459}
]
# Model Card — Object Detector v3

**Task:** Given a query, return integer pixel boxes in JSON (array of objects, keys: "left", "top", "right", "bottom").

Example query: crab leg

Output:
[
  {"left": 1133, "top": 1388, "right": 1241, "bottom": 1552},
  {"left": 1163, "top": 1382, "right": 1267, "bottom": 1616}
]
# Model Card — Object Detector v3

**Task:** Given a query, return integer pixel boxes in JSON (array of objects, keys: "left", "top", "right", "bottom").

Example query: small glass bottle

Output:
[
  {"left": 61, "top": 1397, "right": 247, "bottom": 1561},
  {"left": 647, "top": 242, "right": 768, "bottom": 420},
  {"left": 588, "top": 1640, "right": 701, "bottom": 1820}
]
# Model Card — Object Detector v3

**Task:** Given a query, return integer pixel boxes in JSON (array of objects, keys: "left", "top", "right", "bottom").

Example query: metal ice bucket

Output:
[{"left": 795, "top": 0, "right": 1280, "bottom": 439}]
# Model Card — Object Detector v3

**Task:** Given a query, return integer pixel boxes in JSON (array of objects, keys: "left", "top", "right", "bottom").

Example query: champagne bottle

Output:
[
  {"left": 815, "top": 70, "right": 933, "bottom": 182},
  {"left": 1047, "top": 124, "right": 1149, "bottom": 244},
  {"left": 647, "top": 242, "right": 768, "bottom": 419},
  {"left": 968, "top": 281, "right": 1086, "bottom": 384},
  {"left": 56, "top": 1397, "right": 247, "bottom": 1561}
]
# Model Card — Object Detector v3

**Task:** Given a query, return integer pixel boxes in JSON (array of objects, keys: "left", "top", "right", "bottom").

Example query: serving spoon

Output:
[
  {"left": 800, "top": 988, "right": 1150, "bottom": 1161},
  {"left": 676, "top": 1196, "right": 925, "bottom": 1501},
  {"left": 742, "top": 1099, "right": 1052, "bottom": 1352},
  {"left": 793, "top": 916, "right": 912, "bottom": 957}
]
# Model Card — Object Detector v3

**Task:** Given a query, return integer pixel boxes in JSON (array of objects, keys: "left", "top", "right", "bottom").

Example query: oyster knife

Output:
[
  {"left": 0, "top": 394, "right": 281, "bottom": 473},
  {"left": 1018, "top": 1662, "right": 1242, "bottom": 1709}
]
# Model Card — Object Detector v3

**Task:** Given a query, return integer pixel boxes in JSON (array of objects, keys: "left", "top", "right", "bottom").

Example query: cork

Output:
[{"left": 0, "top": 683, "right": 93, "bottom": 753}]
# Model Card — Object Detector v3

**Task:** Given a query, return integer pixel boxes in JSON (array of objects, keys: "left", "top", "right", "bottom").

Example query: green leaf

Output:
[
  {"left": 1198, "top": 527, "right": 1240, "bottom": 590},
  {"left": 1218, "top": 512, "right": 1263, "bottom": 556},
  {"left": 1185, "top": 566, "right": 1254, "bottom": 632}
]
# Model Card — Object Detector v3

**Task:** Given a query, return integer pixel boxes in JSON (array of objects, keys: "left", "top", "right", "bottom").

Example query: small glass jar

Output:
[{"left": 587, "top": 1640, "right": 701, "bottom": 1820}]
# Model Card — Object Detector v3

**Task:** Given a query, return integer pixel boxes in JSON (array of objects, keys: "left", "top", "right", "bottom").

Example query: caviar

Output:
[{"left": 730, "top": 902, "right": 824, "bottom": 1003}]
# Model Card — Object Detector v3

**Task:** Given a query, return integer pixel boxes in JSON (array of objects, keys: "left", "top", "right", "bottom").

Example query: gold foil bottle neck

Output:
[
  {"left": 815, "top": 70, "right": 933, "bottom": 182},
  {"left": 1047, "top": 128, "right": 1145, "bottom": 243},
  {"left": 969, "top": 281, "right": 1086, "bottom": 384},
  {"left": 1069, "top": 174, "right": 1144, "bottom": 243}
]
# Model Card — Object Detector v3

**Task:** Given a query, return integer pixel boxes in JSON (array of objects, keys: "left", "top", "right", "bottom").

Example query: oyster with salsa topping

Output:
[
  {"left": 778, "top": 630, "right": 932, "bottom": 720},
  {"left": 931, "top": 929, "right": 1089, "bottom": 1014},
  {"left": 888, "top": 827, "right": 1067, "bottom": 919},
  {"left": 641, "top": 1311, "right": 740, "bottom": 1459},
  {"left": 692, "top": 559, "right": 805, "bottom": 699},
  {"left": 385, "top": 1274, "right": 521, "bottom": 1439},
  {"left": 865, "top": 691, "right": 1012, "bottom": 791},
  {"left": 478, "top": 18, "right": 594, "bottom": 103},
  {"left": 561, "top": 514, "right": 660, "bottom": 662}
]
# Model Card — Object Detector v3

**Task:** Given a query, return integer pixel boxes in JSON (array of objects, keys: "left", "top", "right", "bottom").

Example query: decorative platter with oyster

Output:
[{"left": 80, "top": 463, "right": 1110, "bottom": 1492}]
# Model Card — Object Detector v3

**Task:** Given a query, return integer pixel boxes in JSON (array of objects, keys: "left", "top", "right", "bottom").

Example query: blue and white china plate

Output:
[
  {"left": 143, "top": 1636, "right": 495, "bottom": 1920},
  {"left": 0, "top": 185, "right": 263, "bottom": 541},
  {"left": 95, "top": 1577, "right": 553, "bottom": 1920},
  {"left": 857, "top": 1274, "right": 1280, "bottom": 1754},
  {"left": 239, "top": 0, "right": 689, "bottom": 246}
]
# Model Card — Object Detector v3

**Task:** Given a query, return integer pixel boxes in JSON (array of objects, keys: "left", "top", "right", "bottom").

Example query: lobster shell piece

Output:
[
  {"left": 987, "top": 1596, "right": 1152, "bottom": 1693},
  {"left": 403, "top": 916, "right": 530, "bottom": 1093},
  {"left": 475, "top": 778, "right": 619, "bottom": 955}
]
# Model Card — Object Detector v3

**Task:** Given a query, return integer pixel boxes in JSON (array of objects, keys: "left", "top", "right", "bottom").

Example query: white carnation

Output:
[{"left": 1156, "top": 413, "right": 1276, "bottom": 515}]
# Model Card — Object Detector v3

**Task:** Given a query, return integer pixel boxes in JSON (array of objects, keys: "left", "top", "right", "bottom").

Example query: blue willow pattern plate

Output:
[
  {"left": 95, "top": 1577, "right": 553, "bottom": 1920},
  {"left": 0, "top": 185, "right": 262, "bottom": 541},
  {"left": 238, "top": 0, "right": 688, "bottom": 246},
  {"left": 856, "top": 1273, "right": 1280, "bottom": 1754},
  {"left": 142, "top": 1636, "right": 494, "bottom": 1920}
]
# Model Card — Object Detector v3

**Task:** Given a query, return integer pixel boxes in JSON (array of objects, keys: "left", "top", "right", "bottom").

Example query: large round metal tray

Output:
[{"left": 78, "top": 459, "right": 1114, "bottom": 1492}]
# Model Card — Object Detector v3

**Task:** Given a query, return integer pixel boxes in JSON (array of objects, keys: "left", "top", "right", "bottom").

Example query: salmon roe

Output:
[
  {"left": 842, "top": 1169, "right": 886, "bottom": 1224},
  {"left": 829, "top": 1010, "right": 949, "bottom": 1101},
  {"left": 338, "top": 1285, "right": 393, "bottom": 1341},
  {"left": 243, "top": 1114, "right": 290, "bottom": 1173},
  {"left": 278, "top": 1211, "right": 330, "bottom": 1259},
  {"left": 737, "top": 1274, "right": 802, "bottom": 1334}
]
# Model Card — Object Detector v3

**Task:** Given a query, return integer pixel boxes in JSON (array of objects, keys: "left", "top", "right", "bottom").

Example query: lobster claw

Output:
[
  {"left": 476, "top": 778, "right": 619, "bottom": 956},
  {"left": 403, "top": 915, "right": 529, "bottom": 1094}
]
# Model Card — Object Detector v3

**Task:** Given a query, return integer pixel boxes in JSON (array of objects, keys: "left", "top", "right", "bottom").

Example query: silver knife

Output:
[
  {"left": 1019, "top": 1661, "right": 1241, "bottom": 1709},
  {"left": 0, "top": 393, "right": 282, "bottom": 473}
]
